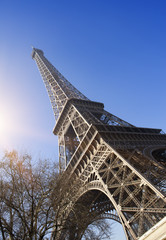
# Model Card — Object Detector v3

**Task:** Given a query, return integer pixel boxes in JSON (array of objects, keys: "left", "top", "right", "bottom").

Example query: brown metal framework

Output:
[{"left": 32, "top": 48, "right": 166, "bottom": 240}]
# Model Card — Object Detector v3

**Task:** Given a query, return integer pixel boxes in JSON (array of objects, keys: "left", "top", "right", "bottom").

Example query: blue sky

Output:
[{"left": 0, "top": 1, "right": 165, "bottom": 238}]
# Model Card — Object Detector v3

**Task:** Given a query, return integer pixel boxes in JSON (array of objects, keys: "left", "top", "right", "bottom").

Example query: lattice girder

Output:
[
  {"left": 56, "top": 124, "right": 166, "bottom": 239},
  {"left": 32, "top": 48, "right": 166, "bottom": 240},
  {"left": 60, "top": 126, "right": 166, "bottom": 239},
  {"left": 32, "top": 48, "right": 88, "bottom": 121}
]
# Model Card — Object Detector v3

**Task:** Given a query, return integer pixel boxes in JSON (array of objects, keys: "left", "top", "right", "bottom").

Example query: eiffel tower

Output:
[{"left": 32, "top": 48, "right": 166, "bottom": 240}]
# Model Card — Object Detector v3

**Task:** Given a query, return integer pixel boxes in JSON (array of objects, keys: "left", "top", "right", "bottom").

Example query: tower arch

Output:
[{"left": 60, "top": 186, "right": 129, "bottom": 240}]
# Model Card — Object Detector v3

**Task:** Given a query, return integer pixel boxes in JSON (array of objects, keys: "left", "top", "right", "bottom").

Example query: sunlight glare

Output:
[{"left": 0, "top": 105, "right": 15, "bottom": 149}]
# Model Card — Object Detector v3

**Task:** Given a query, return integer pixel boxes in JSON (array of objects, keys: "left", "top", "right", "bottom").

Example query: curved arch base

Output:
[{"left": 139, "top": 217, "right": 166, "bottom": 240}]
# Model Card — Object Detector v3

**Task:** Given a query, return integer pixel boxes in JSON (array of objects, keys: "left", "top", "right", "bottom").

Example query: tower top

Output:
[
  {"left": 32, "top": 47, "right": 44, "bottom": 59},
  {"left": 32, "top": 47, "right": 89, "bottom": 121}
]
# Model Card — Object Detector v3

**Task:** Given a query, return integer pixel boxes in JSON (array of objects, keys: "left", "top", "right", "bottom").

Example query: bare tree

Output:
[
  {"left": 0, "top": 151, "right": 59, "bottom": 239},
  {"left": 0, "top": 151, "right": 112, "bottom": 240}
]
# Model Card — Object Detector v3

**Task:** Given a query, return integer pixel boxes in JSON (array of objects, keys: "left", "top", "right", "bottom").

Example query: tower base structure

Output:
[{"left": 139, "top": 217, "right": 166, "bottom": 240}]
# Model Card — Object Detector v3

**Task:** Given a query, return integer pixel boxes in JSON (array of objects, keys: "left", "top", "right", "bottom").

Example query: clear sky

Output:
[{"left": 0, "top": 1, "right": 166, "bottom": 239}]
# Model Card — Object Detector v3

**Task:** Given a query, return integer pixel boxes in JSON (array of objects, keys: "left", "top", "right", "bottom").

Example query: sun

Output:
[
  {"left": 0, "top": 114, "right": 8, "bottom": 135},
  {"left": 0, "top": 105, "right": 12, "bottom": 149}
]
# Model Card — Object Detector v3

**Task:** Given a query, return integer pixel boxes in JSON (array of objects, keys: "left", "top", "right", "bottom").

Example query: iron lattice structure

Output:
[{"left": 32, "top": 48, "right": 166, "bottom": 240}]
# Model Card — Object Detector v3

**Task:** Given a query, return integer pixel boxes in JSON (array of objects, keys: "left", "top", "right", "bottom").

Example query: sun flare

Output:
[{"left": 0, "top": 106, "right": 14, "bottom": 148}]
